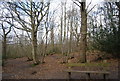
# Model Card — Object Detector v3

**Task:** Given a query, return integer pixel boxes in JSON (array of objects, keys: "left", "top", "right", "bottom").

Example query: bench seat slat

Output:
[{"left": 65, "top": 70, "right": 110, "bottom": 74}]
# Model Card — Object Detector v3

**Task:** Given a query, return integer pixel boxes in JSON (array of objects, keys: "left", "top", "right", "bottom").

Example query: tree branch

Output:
[
  {"left": 86, "top": 0, "right": 92, "bottom": 9},
  {"left": 73, "top": 1, "right": 81, "bottom": 7},
  {"left": 0, "top": 33, "right": 3, "bottom": 37},
  {"left": 87, "top": 4, "right": 97, "bottom": 14}
]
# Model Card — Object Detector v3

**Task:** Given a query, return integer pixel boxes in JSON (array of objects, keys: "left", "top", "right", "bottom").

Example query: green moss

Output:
[
  {"left": 66, "top": 62, "right": 110, "bottom": 67},
  {"left": 30, "top": 63, "right": 39, "bottom": 67}
]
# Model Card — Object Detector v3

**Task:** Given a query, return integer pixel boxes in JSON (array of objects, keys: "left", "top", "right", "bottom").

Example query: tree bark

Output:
[
  {"left": 2, "top": 35, "right": 7, "bottom": 59},
  {"left": 31, "top": 31, "right": 38, "bottom": 64},
  {"left": 70, "top": 17, "right": 73, "bottom": 53},
  {"left": 79, "top": 2, "right": 87, "bottom": 63},
  {"left": 60, "top": 3, "right": 63, "bottom": 55},
  {"left": 51, "top": 27, "right": 54, "bottom": 50}
]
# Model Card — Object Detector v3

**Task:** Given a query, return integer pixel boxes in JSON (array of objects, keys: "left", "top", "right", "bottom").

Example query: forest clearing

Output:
[
  {"left": 2, "top": 53, "right": 119, "bottom": 79},
  {"left": 0, "top": 0, "right": 120, "bottom": 80}
]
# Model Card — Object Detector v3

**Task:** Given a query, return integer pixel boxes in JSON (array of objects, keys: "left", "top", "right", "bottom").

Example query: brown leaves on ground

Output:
[{"left": 2, "top": 53, "right": 119, "bottom": 79}]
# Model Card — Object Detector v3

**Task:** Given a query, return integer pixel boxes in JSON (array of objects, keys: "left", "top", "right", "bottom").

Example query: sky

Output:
[{"left": 50, "top": 0, "right": 101, "bottom": 9}]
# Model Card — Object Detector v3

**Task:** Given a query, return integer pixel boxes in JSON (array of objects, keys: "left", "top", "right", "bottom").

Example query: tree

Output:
[
  {"left": 73, "top": 0, "right": 96, "bottom": 63},
  {"left": 73, "top": 0, "right": 87, "bottom": 63},
  {"left": 0, "top": 6, "right": 13, "bottom": 65},
  {"left": 0, "top": 22, "right": 12, "bottom": 60},
  {"left": 79, "top": 1, "right": 87, "bottom": 63},
  {"left": 50, "top": 20, "right": 55, "bottom": 50},
  {"left": 90, "top": 2, "right": 120, "bottom": 58},
  {"left": 60, "top": 2, "right": 64, "bottom": 55},
  {"left": 6, "top": 0, "right": 50, "bottom": 64}
]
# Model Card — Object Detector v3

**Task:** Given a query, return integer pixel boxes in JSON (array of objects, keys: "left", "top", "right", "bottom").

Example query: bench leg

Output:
[
  {"left": 86, "top": 73, "right": 91, "bottom": 79},
  {"left": 103, "top": 74, "right": 106, "bottom": 79},
  {"left": 103, "top": 74, "right": 109, "bottom": 79},
  {"left": 68, "top": 72, "right": 71, "bottom": 79}
]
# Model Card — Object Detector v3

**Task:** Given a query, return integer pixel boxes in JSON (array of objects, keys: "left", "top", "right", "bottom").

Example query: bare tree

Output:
[
  {"left": 73, "top": 0, "right": 96, "bottom": 63},
  {"left": 60, "top": 2, "right": 64, "bottom": 55},
  {"left": 0, "top": 12, "right": 13, "bottom": 65},
  {"left": 50, "top": 21, "right": 55, "bottom": 50},
  {"left": 1, "top": 22, "right": 12, "bottom": 59},
  {"left": 0, "top": 6, "right": 13, "bottom": 64},
  {"left": 6, "top": 1, "right": 50, "bottom": 64},
  {"left": 73, "top": 0, "right": 87, "bottom": 63},
  {"left": 63, "top": 1, "right": 67, "bottom": 45}
]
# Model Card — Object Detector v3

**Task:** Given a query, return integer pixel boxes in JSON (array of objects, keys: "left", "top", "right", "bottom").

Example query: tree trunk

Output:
[
  {"left": 76, "top": 37, "right": 79, "bottom": 47},
  {"left": 31, "top": 31, "right": 39, "bottom": 64},
  {"left": 79, "top": 2, "right": 87, "bottom": 63},
  {"left": 70, "top": 18, "right": 73, "bottom": 54},
  {"left": 43, "top": 28, "right": 48, "bottom": 62},
  {"left": 118, "top": 4, "right": 120, "bottom": 34},
  {"left": 45, "top": 30, "right": 48, "bottom": 49},
  {"left": 2, "top": 35, "right": 7, "bottom": 66},
  {"left": 60, "top": 3, "right": 63, "bottom": 55},
  {"left": 2, "top": 35, "right": 7, "bottom": 59},
  {"left": 63, "top": 2, "right": 66, "bottom": 44},
  {"left": 51, "top": 27, "right": 54, "bottom": 50}
]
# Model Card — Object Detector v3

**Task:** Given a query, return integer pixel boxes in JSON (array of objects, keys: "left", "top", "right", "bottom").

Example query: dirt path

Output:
[
  {"left": 2, "top": 54, "right": 119, "bottom": 79},
  {"left": 3, "top": 55, "right": 68, "bottom": 79},
  {"left": 34, "top": 55, "right": 68, "bottom": 79}
]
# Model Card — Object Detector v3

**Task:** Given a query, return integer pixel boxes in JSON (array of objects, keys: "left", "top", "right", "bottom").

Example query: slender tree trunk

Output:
[
  {"left": 67, "top": 18, "right": 69, "bottom": 54},
  {"left": 60, "top": 3, "right": 63, "bottom": 55},
  {"left": 79, "top": 2, "right": 87, "bottom": 63},
  {"left": 31, "top": 31, "right": 38, "bottom": 64},
  {"left": 63, "top": 2, "right": 66, "bottom": 44},
  {"left": 2, "top": 35, "right": 7, "bottom": 66},
  {"left": 76, "top": 37, "right": 79, "bottom": 47},
  {"left": 2, "top": 35, "right": 7, "bottom": 59},
  {"left": 60, "top": 22, "right": 63, "bottom": 55},
  {"left": 43, "top": 29, "right": 48, "bottom": 62},
  {"left": 51, "top": 27, "right": 54, "bottom": 50},
  {"left": 30, "top": 1, "right": 39, "bottom": 64},
  {"left": 45, "top": 30, "right": 48, "bottom": 49},
  {"left": 70, "top": 19, "right": 73, "bottom": 53}
]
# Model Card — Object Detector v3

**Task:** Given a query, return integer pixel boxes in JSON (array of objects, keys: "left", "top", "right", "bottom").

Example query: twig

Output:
[{"left": 87, "top": 4, "right": 97, "bottom": 14}]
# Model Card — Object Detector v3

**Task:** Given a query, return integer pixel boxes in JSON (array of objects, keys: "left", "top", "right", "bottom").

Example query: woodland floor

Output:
[{"left": 2, "top": 54, "right": 120, "bottom": 79}]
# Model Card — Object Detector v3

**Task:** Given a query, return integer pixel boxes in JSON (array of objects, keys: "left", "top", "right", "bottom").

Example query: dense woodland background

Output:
[{"left": 0, "top": 0, "right": 120, "bottom": 65}]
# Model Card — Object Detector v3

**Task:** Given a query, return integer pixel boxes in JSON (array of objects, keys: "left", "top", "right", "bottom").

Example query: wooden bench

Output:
[{"left": 65, "top": 70, "right": 110, "bottom": 79}]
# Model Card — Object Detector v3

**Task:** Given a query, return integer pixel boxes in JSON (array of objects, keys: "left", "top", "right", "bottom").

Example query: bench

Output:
[{"left": 65, "top": 70, "right": 110, "bottom": 79}]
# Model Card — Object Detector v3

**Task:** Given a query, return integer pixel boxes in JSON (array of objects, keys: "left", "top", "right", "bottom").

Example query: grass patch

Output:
[
  {"left": 30, "top": 63, "right": 39, "bottom": 67},
  {"left": 66, "top": 62, "right": 110, "bottom": 67},
  {"left": 30, "top": 64, "right": 36, "bottom": 67}
]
